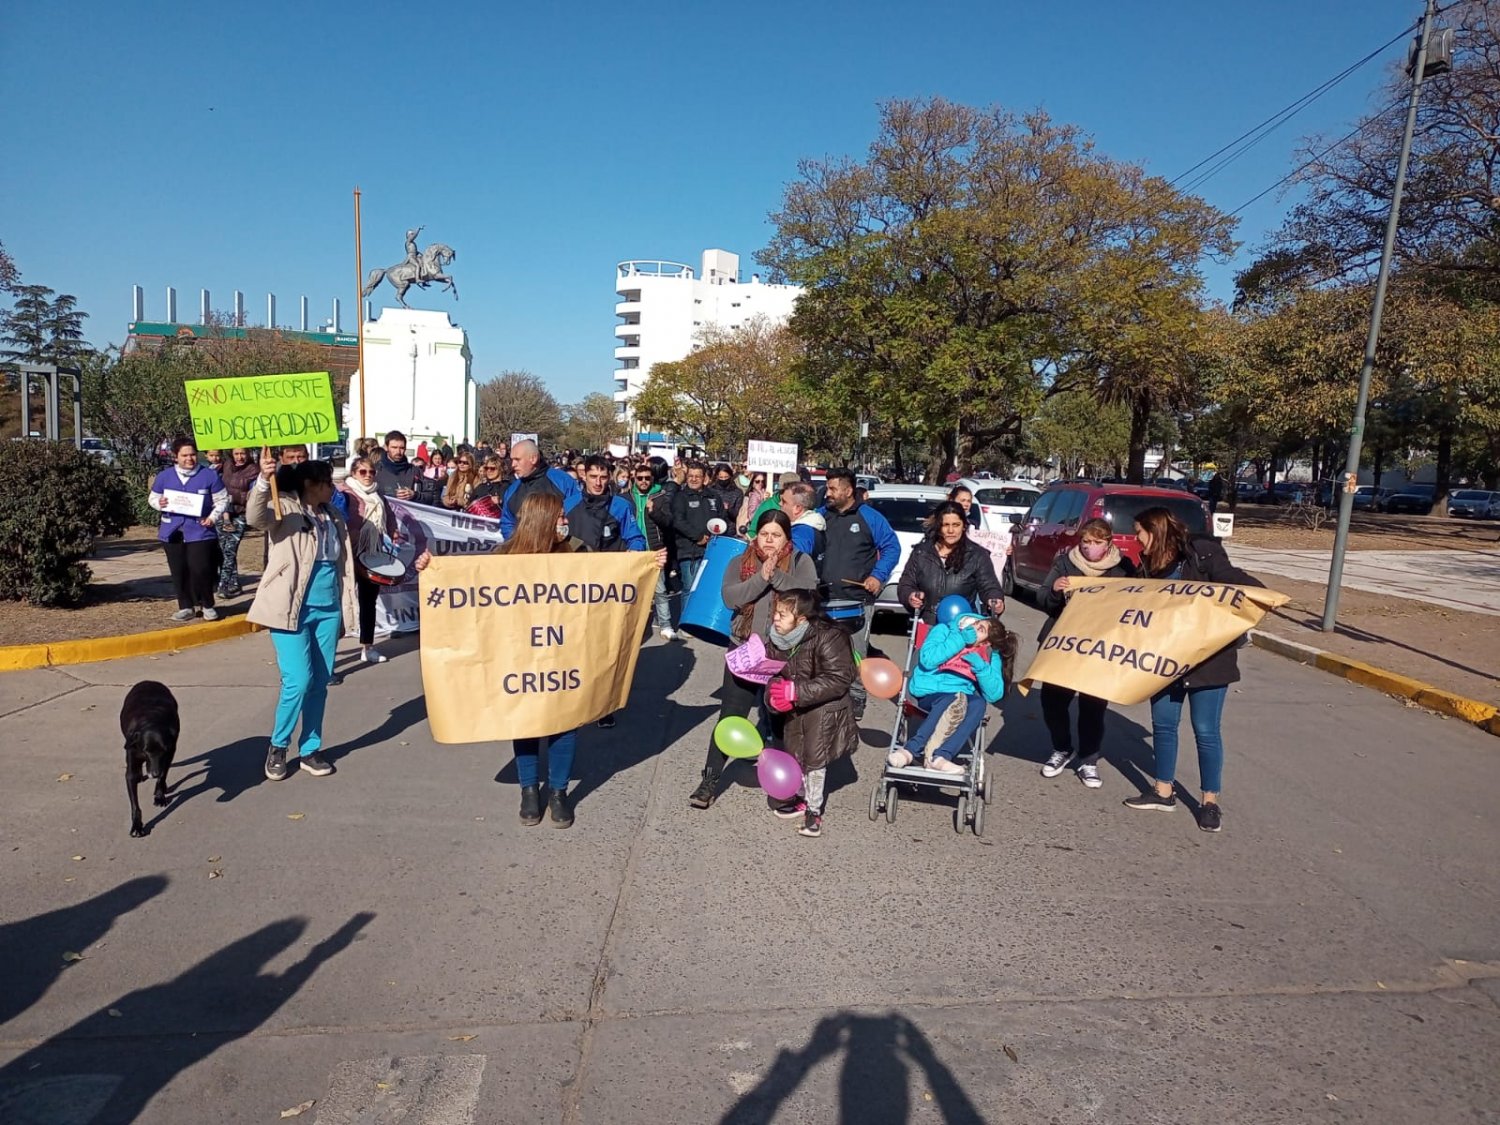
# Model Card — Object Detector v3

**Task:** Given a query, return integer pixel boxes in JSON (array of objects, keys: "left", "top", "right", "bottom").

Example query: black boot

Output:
[
  {"left": 688, "top": 769, "right": 719, "bottom": 809},
  {"left": 549, "top": 788, "right": 574, "bottom": 829},
  {"left": 519, "top": 785, "right": 543, "bottom": 826}
]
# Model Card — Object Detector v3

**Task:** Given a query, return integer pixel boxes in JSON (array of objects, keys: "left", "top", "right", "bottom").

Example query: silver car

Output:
[{"left": 1448, "top": 490, "right": 1499, "bottom": 519}]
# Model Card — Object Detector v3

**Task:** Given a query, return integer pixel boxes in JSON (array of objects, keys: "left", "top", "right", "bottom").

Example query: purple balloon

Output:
[{"left": 757, "top": 747, "right": 803, "bottom": 802}]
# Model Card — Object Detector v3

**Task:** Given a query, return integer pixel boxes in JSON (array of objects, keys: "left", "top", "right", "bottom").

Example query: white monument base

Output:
[{"left": 345, "top": 307, "right": 478, "bottom": 445}]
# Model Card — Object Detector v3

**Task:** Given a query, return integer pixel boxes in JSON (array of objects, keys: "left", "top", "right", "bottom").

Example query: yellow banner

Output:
[
  {"left": 184, "top": 371, "right": 339, "bottom": 446},
  {"left": 1019, "top": 577, "right": 1288, "bottom": 705},
  {"left": 418, "top": 551, "right": 659, "bottom": 743}
]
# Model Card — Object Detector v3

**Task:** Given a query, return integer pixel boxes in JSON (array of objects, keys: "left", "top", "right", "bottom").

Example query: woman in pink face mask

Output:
[{"left": 1035, "top": 518, "right": 1136, "bottom": 790}]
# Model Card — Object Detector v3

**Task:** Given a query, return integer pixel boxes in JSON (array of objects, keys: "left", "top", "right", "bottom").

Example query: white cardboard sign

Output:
[
  {"left": 1213, "top": 512, "right": 1235, "bottom": 538},
  {"left": 746, "top": 440, "right": 798, "bottom": 477}
]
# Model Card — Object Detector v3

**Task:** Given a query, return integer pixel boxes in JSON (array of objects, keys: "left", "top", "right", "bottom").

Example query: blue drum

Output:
[{"left": 679, "top": 535, "right": 743, "bottom": 644}]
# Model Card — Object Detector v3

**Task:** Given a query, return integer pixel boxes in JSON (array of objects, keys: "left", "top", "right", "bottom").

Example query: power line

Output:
[
  {"left": 1170, "top": 22, "right": 1417, "bottom": 197},
  {"left": 1226, "top": 95, "right": 1408, "bottom": 218}
]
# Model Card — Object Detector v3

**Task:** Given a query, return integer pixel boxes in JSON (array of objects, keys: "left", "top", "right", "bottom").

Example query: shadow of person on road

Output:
[
  {"left": 0, "top": 875, "right": 169, "bottom": 1031},
  {"left": 0, "top": 912, "right": 373, "bottom": 1125},
  {"left": 323, "top": 695, "right": 429, "bottom": 764},
  {"left": 719, "top": 1010, "right": 986, "bottom": 1125},
  {"left": 164, "top": 736, "right": 273, "bottom": 819}
]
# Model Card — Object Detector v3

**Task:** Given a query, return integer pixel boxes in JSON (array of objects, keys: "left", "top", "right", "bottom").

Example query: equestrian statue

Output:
[{"left": 361, "top": 227, "right": 458, "bottom": 308}]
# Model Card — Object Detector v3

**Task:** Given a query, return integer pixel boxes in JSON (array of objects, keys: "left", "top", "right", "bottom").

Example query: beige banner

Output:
[
  {"left": 1019, "top": 577, "right": 1288, "bottom": 706},
  {"left": 419, "top": 551, "right": 659, "bottom": 743}
]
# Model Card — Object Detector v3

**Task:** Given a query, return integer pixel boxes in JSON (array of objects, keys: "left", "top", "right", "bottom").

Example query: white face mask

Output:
[{"left": 556, "top": 521, "right": 569, "bottom": 540}]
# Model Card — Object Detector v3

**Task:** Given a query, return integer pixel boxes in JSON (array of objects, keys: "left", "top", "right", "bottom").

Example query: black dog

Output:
[{"left": 120, "top": 681, "right": 180, "bottom": 838}]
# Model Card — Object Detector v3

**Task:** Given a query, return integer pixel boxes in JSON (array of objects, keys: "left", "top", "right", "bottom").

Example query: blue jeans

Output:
[
  {"left": 907, "top": 692, "right": 985, "bottom": 762},
  {"left": 268, "top": 562, "right": 341, "bottom": 755},
  {"left": 513, "top": 730, "right": 578, "bottom": 791},
  {"left": 652, "top": 568, "right": 672, "bottom": 630},
  {"left": 1149, "top": 683, "right": 1228, "bottom": 794}
]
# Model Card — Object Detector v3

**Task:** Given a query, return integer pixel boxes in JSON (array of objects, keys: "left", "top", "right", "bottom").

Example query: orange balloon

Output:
[{"left": 859, "top": 656, "right": 903, "bottom": 700}]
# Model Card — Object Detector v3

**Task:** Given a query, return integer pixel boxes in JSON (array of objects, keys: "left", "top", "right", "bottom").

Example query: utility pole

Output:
[{"left": 1322, "top": 0, "right": 1440, "bottom": 632}]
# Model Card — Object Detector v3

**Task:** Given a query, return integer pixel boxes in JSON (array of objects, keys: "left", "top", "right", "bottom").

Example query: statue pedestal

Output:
[{"left": 345, "top": 307, "right": 477, "bottom": 445}]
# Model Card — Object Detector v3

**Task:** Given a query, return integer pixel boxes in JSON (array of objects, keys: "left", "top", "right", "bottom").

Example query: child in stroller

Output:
[{"left": 887, "top": 610, "right": 1014, "bottom": 771}]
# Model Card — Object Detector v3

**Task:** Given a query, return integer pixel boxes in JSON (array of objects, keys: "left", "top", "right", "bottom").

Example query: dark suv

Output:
[{"left": 1007, "top": 483, "right": 1209, "bottom": 595}]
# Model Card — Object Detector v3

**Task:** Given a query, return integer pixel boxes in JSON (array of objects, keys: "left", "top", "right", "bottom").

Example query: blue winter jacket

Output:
[
  {"left": 500, "top": 466, "right": 582, "bottom": 539},
  {"left": 907, "top": 619, "right": 1005, "bottom": 704}
]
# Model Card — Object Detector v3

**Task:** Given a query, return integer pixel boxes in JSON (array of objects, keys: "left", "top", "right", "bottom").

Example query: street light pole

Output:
[{"left": 1322, "top": 0, "right": 1438, "bottom": 632}]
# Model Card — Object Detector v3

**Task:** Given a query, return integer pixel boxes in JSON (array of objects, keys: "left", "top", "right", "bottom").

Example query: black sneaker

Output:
[
  {"left": 519, "top": 785, "right": 543, "bottom": 826},
  {"left": 688, "top": 772, "right": 718, "bottom": 810},
  {"left": 299, "top": 751, "right": 334, "bottom": 777},
  {"left": 772, "top": 798, "right": 807, "bottom": 820},
  {"left": 798, "top": 811, "right": 823, "bottom": 838},
  {"left": 1123, "top": 790, "right": 1177, "bottom": 812},
  {"left": 1196, "top": 802, "right": 1223, "bottom": 833},
  {"left": 596, "top": 713, "right": 617, "bottom": 729},
  {"left": 264, "top": 744, "right": 289, "bottom": 781},
  {"left": 549, "top": 788, "right": 575, "bottom": 829}
]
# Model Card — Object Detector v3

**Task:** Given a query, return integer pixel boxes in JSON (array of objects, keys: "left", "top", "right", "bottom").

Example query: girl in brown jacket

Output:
[{"left": 764, "top": 589, "right": 858, "bottom": 837}]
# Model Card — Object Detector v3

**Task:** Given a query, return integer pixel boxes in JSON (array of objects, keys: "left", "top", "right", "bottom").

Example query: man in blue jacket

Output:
[
  {"left": 501, "top": 439, "right": 581, "bottom": 539},
  {"left": 819, "top": 467, "right": 900, "bottom": 718}
]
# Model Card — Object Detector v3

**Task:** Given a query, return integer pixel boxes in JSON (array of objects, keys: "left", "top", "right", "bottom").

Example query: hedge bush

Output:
[{"left": 0, "top": 441, "right": 135, "bottom": 606}]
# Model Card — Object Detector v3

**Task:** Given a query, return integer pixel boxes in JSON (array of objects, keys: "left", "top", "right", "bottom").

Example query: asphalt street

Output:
[{"left": 1, "top": 596, "right": 1497, "bottom": 1124}]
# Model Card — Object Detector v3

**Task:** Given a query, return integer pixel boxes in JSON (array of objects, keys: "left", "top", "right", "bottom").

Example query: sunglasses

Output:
[
  {"left": 483, "top": 465, "right": 500, "bottom": 473},
  {"left": 354, "top": 469, "right": 373, "bottom": 477},
  {"left": 456, "top": 460, "right": 472, "bottom": 466}
]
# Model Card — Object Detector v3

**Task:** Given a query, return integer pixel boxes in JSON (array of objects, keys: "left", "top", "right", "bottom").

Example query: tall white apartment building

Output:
[{"left": 612, "top": 248, "right": 801, "bottom": 430}]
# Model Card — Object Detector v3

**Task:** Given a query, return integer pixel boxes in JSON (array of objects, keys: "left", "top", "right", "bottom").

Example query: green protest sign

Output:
[{"left": 184, "top": 372, "right": 339, "bottom": 446}]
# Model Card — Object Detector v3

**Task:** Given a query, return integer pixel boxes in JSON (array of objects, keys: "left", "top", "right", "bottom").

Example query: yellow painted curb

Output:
[
  {"left": 1249, "top": 631, "right": 1499, "bottom": 738},
  {"left": 0, "top": 617, "right": 259, "bottom": 672}
]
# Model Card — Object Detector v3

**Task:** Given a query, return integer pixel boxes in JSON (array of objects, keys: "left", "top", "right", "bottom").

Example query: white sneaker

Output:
[
  {"left": 363, "top": 649, "right": 388, "bottom": 664},
  {"left": 659, "top": 627, "right": 678, "bottom": 641},
  {"left": 200, "top": 607, "right": 220, "bottom": 622},
  {"left": 1076, "top": 763, "right": 1102, "bottom": 789},
  {"left": 1041, "top": 750, "right": 1075, "bottom": 778},
  {"left": 171, "top": 608, "right": 195, "bottom": 622},
  {"left": 886, "top": 747, "right": 913, "bottom": 768},
  {"left": 929, "top": 757, "right": 965, "bottom": 775}
]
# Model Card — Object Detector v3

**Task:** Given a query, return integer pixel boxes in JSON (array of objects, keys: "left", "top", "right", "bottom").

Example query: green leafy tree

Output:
[
  {"left": 476, "top": 370, "right": 564, "bottom": 448},
  {"left": 761, "top": 97, "right": 1235, "bottom": 480},
  {"left": 0, "top": 284, "right": 92, "bottom": 364},
  {"left": 563, "top": 392, "right": 625, "bottom": 453}
]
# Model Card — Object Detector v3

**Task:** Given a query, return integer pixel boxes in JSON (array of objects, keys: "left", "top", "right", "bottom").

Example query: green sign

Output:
[{"left": 184, "top": 371, "right": 339, "bottom": 446}]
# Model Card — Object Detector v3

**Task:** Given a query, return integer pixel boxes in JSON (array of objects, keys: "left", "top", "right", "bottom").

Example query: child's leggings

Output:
[{"left": 802, "top": 767, "right": 827, "bottom": 813}]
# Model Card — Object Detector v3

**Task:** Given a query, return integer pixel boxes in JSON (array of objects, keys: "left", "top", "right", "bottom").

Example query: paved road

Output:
[
  {"left": 2, "top": 599, "right": 1498, "bottom": 1124},
  {"left": 1227, "top": 545, "right": 1500, "bottom": 616}
]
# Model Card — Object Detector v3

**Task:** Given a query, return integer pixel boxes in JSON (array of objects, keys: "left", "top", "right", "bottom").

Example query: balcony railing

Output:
[{"left": 617, "top": 260, "right": 693, "bottom": 280}]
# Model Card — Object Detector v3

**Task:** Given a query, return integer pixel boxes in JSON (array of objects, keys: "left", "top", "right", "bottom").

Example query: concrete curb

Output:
[
  {"left": 0, "top": 617, "right": 258, "bottom": 673},
  {"left": 1248, "top": 629, "right": 1500, "bottom": 738}
]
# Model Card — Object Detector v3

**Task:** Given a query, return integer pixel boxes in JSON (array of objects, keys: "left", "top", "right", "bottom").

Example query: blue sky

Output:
[{"left": 3, "top": 0, "right": 1421, "bottom": 402}]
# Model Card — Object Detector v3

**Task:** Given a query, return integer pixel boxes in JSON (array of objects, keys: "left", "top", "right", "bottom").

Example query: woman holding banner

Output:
[
  {"left": 247, "top": 451, "right": 357, "bottom": 782},
  {"left": 1036, "top": 518, "right": 1135, "bottom": 789},
  {"left": 415, "top": 491, "right": 590, "bottom": 828},
  {"left": 689, "top": 509, "right": 819, "bottom": 810},
  {"left": 1123, "top": 506, "right": 1263, "bottom": 833}
]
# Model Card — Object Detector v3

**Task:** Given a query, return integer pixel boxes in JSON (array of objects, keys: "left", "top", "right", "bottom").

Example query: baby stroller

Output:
[{"left": 868, "top": 613, "right": 993, "bottom": 836}]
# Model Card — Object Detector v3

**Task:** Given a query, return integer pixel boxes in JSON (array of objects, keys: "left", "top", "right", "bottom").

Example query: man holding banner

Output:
[{"left": 415, "top": 491, "right": 658, "bottom": 829}]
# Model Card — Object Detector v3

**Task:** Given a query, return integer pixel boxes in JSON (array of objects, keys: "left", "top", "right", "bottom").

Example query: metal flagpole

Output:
[
  {"left": 354, "top": 186, "right": 367, "bottom": 443},
  {"left": 1322, "top": 0, "right": 1437, "bottom": 632}
]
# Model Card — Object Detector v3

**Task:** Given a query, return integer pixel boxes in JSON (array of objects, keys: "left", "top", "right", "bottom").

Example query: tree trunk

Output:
[
  {"left": 892, "top": 432, "right": 906, "bottom": 483},
  {"left": 1434, "top": 423, "right": 1453, "bottom": 515},
  {"left": 1372, "top": 446, "right": 1385, "bottom": 489},
  {"left": 1125, "top": 399, "right": 1150, "bottom": 484}
]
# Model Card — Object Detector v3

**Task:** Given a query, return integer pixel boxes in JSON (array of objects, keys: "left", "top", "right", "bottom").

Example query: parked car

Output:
[
  {"left": 855, "top": 474, "right": 881, "bottom": 493},
  {"left": 1385, "top": 484, "right": 1436, "bottom": 515},
  {"left": 1007, "top": 483, "right": 1209, "bottom": 596},
  {"left": 860, "top": 485, "right": 952, "bottom": 613},
  {"left": 1448, "top": 489, "right": 1499, "bottom": 519},
  {"left": 80, "top": 437, "right": 116, "bottom": 466},
  {"left": 956, "top": 477, "right": 1040, "bottom": 533},
  {"left": 1352, "top": 485, "right": 1394, "bottom": 512}
]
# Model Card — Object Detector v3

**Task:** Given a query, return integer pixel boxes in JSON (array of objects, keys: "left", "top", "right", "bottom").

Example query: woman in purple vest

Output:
[{"left": 149, "top": 437, "right": 229, "bottom": 622}]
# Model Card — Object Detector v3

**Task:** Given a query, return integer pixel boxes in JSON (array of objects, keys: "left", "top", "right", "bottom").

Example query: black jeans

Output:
[
  {"left": 704, "top": 666, "right": 763, "bottom": 775},
  {"left": 355, "top": 571, "right": 381, "bottom": 646},
  {"left": 1040, "top": 683, "right": 1108, "bottom": 766},
  {"left": 163, "top": 538, "right": 217, "bottom": 610}
]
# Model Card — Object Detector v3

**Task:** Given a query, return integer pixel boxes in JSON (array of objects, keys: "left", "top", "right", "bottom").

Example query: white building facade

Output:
[
  {"left": 346, "top": 307, "right": 478, "bottom": 446},
  {"left": 612, "top": 248, "right": 801, "bottom": 433}
]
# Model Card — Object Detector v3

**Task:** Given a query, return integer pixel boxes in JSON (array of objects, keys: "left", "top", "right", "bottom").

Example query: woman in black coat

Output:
[
  {"left": 897, "top": 501, "right": 1004, "bottom": 624},
  {"left": 1035, "top": 518, "right": 1135, "bottom": 790},
  {"left": 1122, "top": 506, "right": 1264, "bottom": 833}
]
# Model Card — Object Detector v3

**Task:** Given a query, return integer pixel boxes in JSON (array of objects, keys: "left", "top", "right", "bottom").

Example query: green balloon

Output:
[{"left": 714, "top": 715, "right": 764, "bottom": 759}]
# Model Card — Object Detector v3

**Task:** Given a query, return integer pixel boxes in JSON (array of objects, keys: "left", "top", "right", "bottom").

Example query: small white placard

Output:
[
  {"left": 1213, "top": 512, "right": 1235, "bottom": 538},
  {"left": 161, "top": 488, "right": 205, "bottom": 516},
  {"left": 746, "top": 440, "right": 798, "bottom": 477},
  {"left": 510, "top": 432, "right": 538, "bottom": 450}
]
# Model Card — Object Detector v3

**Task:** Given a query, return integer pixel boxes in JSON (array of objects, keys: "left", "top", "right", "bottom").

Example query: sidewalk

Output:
[{"left": 1227, "top": 545, "right": 1500, "bottom": 617}]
